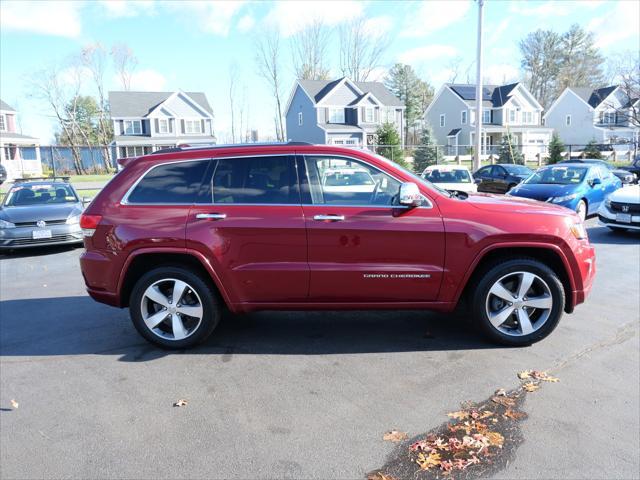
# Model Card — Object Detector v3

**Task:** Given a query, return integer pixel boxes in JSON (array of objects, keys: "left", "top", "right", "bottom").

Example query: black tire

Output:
[
  {"left": 472, "top": 257, "right": 565, "bottom": 346},
  {"left": 130, "top": 266, "right": 220, "bottom": 349},
  {"left": 608, "top": 226, "right": 628, "bottom": 233}
]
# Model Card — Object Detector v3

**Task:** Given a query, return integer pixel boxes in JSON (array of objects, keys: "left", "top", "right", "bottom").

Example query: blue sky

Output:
[{"left": 1, "top": 0, "right": 638, "bottom": 143}]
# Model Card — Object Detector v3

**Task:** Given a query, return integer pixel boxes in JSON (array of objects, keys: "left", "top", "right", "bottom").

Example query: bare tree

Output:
[
  {"left": 603, "top": 53, "right": 640, "bottom": 129},
  {"left": 519, "top": 29, "right": 562, "bottom": 108},
  {"left": 228, "top": 63, "right": 239, "bottom": 143},
  {"left": 339, "top": 18, "right": 389, "bottom": 82},
  {"left": 291, "top": 20, "right": 331, "bottom": 80},
  {"left": 111, "top": 43, "right": 138, "bottom": 91},
  {"left": 255, "top": 29, "right": 286, "bottom": 141},
  {"left": 81, "top": 42, "right": 114, "bottom": 170},
  {"left": 445, "top": 56, "right": 464, "bottom": 83}
]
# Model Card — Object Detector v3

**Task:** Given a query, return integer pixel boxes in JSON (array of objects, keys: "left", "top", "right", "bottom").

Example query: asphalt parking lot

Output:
[{"left": 1, "top": 218, "right": 638, "bottom": 480}]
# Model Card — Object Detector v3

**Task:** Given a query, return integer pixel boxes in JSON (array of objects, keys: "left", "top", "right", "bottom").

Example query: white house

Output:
[{"left": 0, "top": 100, "right": 42, "bottom": 180}]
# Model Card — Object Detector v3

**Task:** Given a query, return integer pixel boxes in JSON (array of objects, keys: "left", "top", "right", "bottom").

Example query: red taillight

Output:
[{"left": 80, "top": 214, "right": 102, "bottom": 237}]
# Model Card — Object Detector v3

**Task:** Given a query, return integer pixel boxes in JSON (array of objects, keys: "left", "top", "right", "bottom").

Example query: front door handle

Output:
[
  {"left": 196, "top": 213, "right": 227, "bottom": 220},
  {"left": 313, "top": 214, "right": 345, "bottom": 221}
]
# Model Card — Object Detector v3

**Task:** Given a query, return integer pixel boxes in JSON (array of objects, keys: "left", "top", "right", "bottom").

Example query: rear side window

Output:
[
  {"left": 127, "top": 160, "right": 209, "bottom": 204},
  {"left": 211, "top": 156, "right": 298, "bottom": 204}
]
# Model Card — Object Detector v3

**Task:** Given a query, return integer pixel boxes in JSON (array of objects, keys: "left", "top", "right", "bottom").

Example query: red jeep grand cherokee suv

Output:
[{"left": 80, "top": 144, "right": 595, "bottom": 349}]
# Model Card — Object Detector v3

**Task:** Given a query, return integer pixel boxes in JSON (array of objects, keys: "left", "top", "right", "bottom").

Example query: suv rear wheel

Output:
[
  {"left": 130, "top": 266, "right": 220, "bottom": 349},
  {"left": 472, "top": 258, "right": 565, "bottom": 346}
]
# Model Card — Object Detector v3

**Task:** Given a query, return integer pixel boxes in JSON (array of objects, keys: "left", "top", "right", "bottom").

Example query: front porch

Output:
[{"left": 0, "top": 134, "right": 42, "bottom": 180}]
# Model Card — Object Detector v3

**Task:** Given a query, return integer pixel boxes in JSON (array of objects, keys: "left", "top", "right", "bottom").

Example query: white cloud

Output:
[
  {"left": 127, "top": 69, "right": 167, "bottom": 90},
  {"left": 264, "top": 0, "right": 364, "bottom": 37},
  {"left": 398, "top": 45, "right": 459, "bottom": 65},
  {"left": 588, "top": 0, "right": 640, "bottom": 49},
  {"left": 363, "top": 16, "right": 394, "bottom": 39},
  {"left": 486, "top": 18, "right": 511, "bottom": 46},
  {"left": 166, "top": 0, "right": 245, "bottom": 36},
  {"left": 508, "top": 1, "right": 570, "bottom": 16},
  {"left": 483, "top": 63, "right": 520, "bottom": 85},
  {"left": 99, "top": 0, "right": 156, "bottom": 18},
  {"left": 402, "top": 0, "right": 471, "bottom": 37},
  {"left": 0, "top": 0, "right": 82, "bottom": 38},
  {"left": 237, "top": 14, "right": 255, "bottom": 33}
]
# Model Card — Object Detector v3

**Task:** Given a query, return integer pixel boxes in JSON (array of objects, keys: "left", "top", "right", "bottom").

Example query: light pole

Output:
[{"left": 473, "top": 0, "right": 485, "bottom": 171}]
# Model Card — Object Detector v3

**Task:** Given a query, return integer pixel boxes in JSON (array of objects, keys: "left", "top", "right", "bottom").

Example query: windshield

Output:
[
  {"left": 324, "top": 171, "right": 374, "bottom": 186},
  {"left": 524, "top": 166, "right": 587, "bottom": 185},
  {"left": 424, "top": 169, "right": 472, "bottom": 184},
  {"left": 3, "top": 183, "right": 78, "bottom": 207},
  {"left": 503, "top": 164, "right": 533, "bottom": 175}
]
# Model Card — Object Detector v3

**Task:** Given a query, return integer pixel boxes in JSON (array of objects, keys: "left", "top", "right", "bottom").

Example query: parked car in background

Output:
[
  {"left": 421, "top": 165, "right": 477, "bottom": 193},
  {"left": 597, "top": 184, "right": 640, "bottom": 232},
  {"left": 473, "top": 164, "right": 533, "bottom": 194},
  {"left": 0, "top": 164, "right": 6, "bottom": 185},
  {"left": 560, "top": 159, "right": 636, "bottom": 184},
  {"left": 80, "top": 143, "right": 595, "bottom": 349},
  {"left": 0, "top": 177, "right": 85, "bottom": 250},
  {"left": 507, "top": 163, "right": 621, "bottom": 221},
  {"left": 620, "top": 155, "right": 640, "bottom": 183}
]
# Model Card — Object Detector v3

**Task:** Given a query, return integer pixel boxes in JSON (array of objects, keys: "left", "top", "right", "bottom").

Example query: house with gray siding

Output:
[
  {"left": 544, "top": 86, "right": 639, "bottom": 147},
  {"left": 285, "top": 77, "right": 405, "bottom": 147},
  {"left": 109, "top": 90, "right": 215, "bottom": 159},
  {"left": 424, "top": 83, "right": 552, "bottom": 158}
]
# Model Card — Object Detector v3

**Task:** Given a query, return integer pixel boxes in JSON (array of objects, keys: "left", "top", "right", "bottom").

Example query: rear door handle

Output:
[
  {"left": 196, "top": 213, "right": 227, "bottom": 220},
  {"left": 313, "top": 214, "right": 345, "bottom": 221}
]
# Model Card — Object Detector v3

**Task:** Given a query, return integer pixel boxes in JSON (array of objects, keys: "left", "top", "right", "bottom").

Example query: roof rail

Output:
[
  {"left": 154, "top": 141, "right": 314, "bottom": 154},
  {"left": 13, "top": 176, "right": 71, "bottom": 183}
]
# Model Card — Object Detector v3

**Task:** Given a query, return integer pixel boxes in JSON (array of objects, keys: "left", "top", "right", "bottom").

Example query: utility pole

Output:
[{"left": 473, "top": 0, "right": 484, "bottom": 171}]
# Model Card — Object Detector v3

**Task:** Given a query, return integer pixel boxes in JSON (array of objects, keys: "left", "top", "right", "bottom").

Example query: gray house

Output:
[
  {"left": 544, "top": 86, "right": 639, "bottom": 146},
  {"left": 424, "top": 83, "right": 552, "bottom": 157},
  {"left": 285, "top": 77, "right": 405, "bottom": 147},
  {"left": 109, "top": 90, "right": 215, "bottom": 159}
]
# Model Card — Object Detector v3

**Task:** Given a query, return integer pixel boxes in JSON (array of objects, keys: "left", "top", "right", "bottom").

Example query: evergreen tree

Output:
[
  {"left": 582, "top": 139, "right": 603, "bottom": 159},
  {"left": 547, "top": 132, "right": 565, "bottom": 164},
  {"left": 375, "top": 123, "right": 406, "bottom": 167},
  {"left": 498, "top": 134, "right": 524, "bottom": 164},
  {"left": 413, "top": 123, "right": 442, "bottom": 173}
]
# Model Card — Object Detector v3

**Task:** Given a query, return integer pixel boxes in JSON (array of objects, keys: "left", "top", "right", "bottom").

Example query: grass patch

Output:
[{"left": 68, "top": 174, "right": 114, "bottom": 183}]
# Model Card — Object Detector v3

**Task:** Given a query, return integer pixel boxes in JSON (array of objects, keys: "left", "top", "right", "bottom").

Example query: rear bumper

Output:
[{"left": 80, "top": 250, "right": 122, "bottom": 307}]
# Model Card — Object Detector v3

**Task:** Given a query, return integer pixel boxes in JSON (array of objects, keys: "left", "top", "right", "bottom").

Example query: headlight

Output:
[
  {"left": 570, "top": 222, "right": 588, "bottom": 240},
  {"left": 605, "top": 197, "right": 612, "bottom": 209},
  {"left": 0, "top": 219, "right": 15, "bottom": 229},
  {"left": 550, "top": 193, "right": 577, "bottom": 203},
  {"left": 66, "top": 214, "right": 81, "bottom": 225}
]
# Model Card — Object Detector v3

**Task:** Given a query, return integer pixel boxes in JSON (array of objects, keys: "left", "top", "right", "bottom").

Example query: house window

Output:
[
  {"left": 522, "top": 112, "right": 533, "bottom": 124},
  {"left": 602, "top": 112, "right": 616, "bottom": 124},
  {"left": 345, "top": 139, "right": 357, "bottom": 145},
  {"left": 124, "top": 120, "right": 142, "bottom": 135},
  {"left": 440, "top": 114, "right": 445, "bottom": 127},
  {"left": 332, "top": 139, "right": 344, "bottom": 145},
  {"left": 0, "top": 114, "right": 5, "bottom": 132},
  {"left": 482, "top": 109, "right": 491, "bottom": 124},
  {"left": 298, "top": 112, "right": 303, "bottom": 126},
  {"left": 328, "top": 108, "right": 345, "bottom": 124},
  {"left": 565, "top": 115, "right": 571, "bottom": 126},
  {"left": 508, "top": 109, "right": 516, "bottom": 123},
  {"left": 461, "top": 110, "right": 467, "bottom": 125},
  {"left": 364, "top": 107, "right": 375, "bottom": 123},
  {"left": 158, "top": 119, "right": 169, "bottom": 134},
  {"left": 185, "top": 120, "right": 202, "bottom": 134}
]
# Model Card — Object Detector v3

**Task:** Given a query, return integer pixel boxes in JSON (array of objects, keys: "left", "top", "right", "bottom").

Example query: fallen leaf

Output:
[
  {"left": 367, "top": 471, "right": 396, "bottom": 480},
  {"left": 416, "top": 451, "right": 441, "bottom": 470},
  {"left": 10, "top": 399, "right": 18, "bottom": 409},
  {"left": 504, "top": 409, "right": 527, "bottom": 420},
  {"left": 522, "top": 382, "right": 540, "bottom": 392},
  {"left": 447, "top": 410, "right": 470, "bottom": 420},
  {"left": 517, "top": 370, "right": 532, "bottom": 379},
  {"left": 383, "top": 430, "right": 408, "bottom": 442},
  {"left": 486, "top": 431, "right": 504, "bottom": 447},
  {"left": 541, "top": 375, "right": 560, "bottom": 383},
  {"left": 494, "top": 388, "right": 507, "bottom": 396},
  {"left": 173, "top": 399, "right": 188, "bottom": 407},
  {"left": 491, "top": 395, "right": 516, "bottom": 407}
]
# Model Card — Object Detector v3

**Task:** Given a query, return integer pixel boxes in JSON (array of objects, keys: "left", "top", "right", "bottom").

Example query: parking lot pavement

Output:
[{"left": 0, "top": 218, "right": 638, "bottom": 480}]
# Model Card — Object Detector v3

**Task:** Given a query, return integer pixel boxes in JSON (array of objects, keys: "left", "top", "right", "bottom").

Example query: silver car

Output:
[{"left": 0, "top": 179, "right": 85, "bottom": 250}]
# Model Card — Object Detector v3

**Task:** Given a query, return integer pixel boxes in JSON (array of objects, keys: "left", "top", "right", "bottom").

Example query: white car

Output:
[
  {"left": 597, "top": 184, "right": 640, "bottom": 232},
  {"left": 322, "top": 169, "right": 376, "bottom": 193},
  {"left": 421, "top": 165, "right": 477, "bottom": 193}
]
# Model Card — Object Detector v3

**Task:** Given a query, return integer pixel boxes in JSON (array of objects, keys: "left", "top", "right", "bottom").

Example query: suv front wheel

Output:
[
  {"left": 130, "top": 266, "right": 220, "bottom": 349},
  {"left": 472, "top": 258, "right": 565, "bottom": 346}
]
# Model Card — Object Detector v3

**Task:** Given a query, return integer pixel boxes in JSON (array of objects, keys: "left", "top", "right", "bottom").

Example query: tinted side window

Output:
[
  {"left": 127, "top": 160, "right": 209, "bottom": 204},
  {"left": 477, "top": 166, "right": 491, "bottom": 176},
  {"left": 211, "top": 156, "right": 298, "bottom": 204}
]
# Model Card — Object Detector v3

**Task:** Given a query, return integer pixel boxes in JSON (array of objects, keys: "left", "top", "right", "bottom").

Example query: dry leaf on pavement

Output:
[
  {"left": 504, "top": 409, "right": 527, "bottom": 420},
  {"left": 517, "top": 370, "right": 532, "bottom": 379},
  {"left": 367, "top": 471, "right": 396, "bottom": 480},
  {"left": 522, "top": 382, "right": 540, "bottom": 392},
  {"left": 383, "top": 430, "right": 408, "bottom": 442},
  {"left": 486, "top": 431, "right": 504, "bottom": 447},
  {"left": 491, "top": 395, "right": 516, "bottom": 407},
  {"left": 494, "top": 388, "right": 507, "bottom": 396},
  {"left": 447, "top": 410, "right": 470, "bottom": 420},
  {"left": 173, "top": 399, "right": 188, "bottom": 407},
  {"left": 10, "top": 399, "right": 19, "bottom": 409},
  {"left": 416, "top": 451, "right": 442, "bottom": 470}
]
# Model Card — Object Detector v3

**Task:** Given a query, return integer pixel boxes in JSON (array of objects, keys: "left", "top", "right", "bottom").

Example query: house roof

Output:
[
  {"left": 0, "top": 99, "right": 16, "bottom": 112},
  {"left": 568, "top": 86, "right": 618, "bottom": 108},
  {"left": 448, "top": 83, "right": 519, "bottom": 108},
  {"left": 108, "top": 91, "right": 214, "bottom": 117},
  {"left": 447, "top": 128, "right": 462, "bottom": 136},
  {"left": 298, "top": 78, "right": 404, "bottom": 107}
]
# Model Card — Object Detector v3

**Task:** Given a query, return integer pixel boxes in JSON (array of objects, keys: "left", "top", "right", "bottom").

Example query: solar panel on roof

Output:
[{"left": 451, "top": 85, "right": 477, "bottom": 100}]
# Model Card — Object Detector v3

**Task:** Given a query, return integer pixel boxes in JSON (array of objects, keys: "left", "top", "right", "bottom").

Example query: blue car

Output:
[{"left": 507, "top": 163, "right": 621, "bottom": 221}]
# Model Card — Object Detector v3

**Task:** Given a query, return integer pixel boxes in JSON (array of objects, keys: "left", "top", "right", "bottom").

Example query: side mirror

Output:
[
  {"left": 591, "top": 177, "right": 601, "bottom": 186},
  {"left": 398, "top": 182, "right": 423, "bottom": 207}
]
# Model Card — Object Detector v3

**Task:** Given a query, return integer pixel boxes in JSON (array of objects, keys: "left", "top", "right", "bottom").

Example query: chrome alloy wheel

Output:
[
  {"left": 140, "top": 278, "right": 203, "bottom": 341},
  {"left": 485, "top": 271, "right": 553, "bottom": 337}
]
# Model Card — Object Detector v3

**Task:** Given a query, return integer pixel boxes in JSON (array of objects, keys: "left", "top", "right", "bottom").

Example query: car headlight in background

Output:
[
  {"left": 550, "top": 193, "right": 577, "bottom": 203},
  {"left": 605, "top": 197, "right": 612, "bottom": 209},
  {"left": 0, "top": 219, "right": 15, "bottom": 229},
  {"left": 66, "top": 214, "right": 81, "bottom": 225}
]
